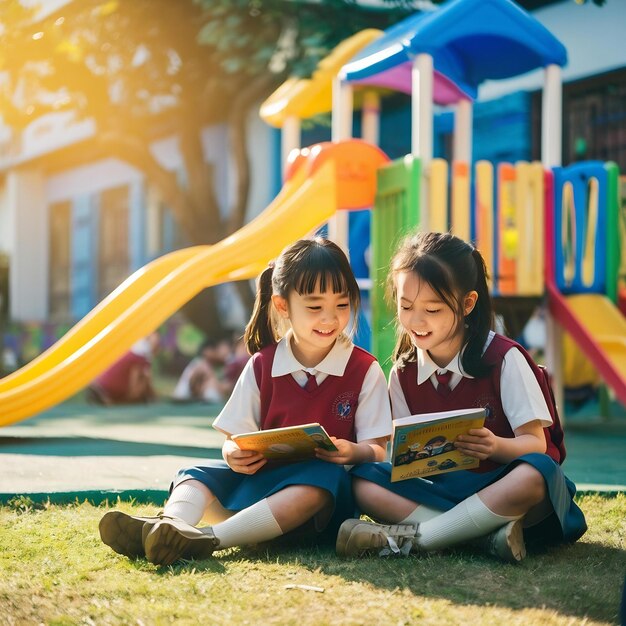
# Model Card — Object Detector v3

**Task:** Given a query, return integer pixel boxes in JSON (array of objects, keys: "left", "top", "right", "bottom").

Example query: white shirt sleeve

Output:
[
  {"left": 388, "top": 366, "right": 413, "bottom": 420},
  {"left": 353, "top": 361, "right": 393, "bottom": 442},
  {"left": 500, "top": 348, "right": 552, "bottom": 430},
  {"left": 212, "top": 358, "right": 260, "bottom": 436}
]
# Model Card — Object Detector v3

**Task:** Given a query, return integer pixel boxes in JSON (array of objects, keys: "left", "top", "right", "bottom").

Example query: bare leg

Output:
[
  {"left": 476, "top": 463, "right": 547, "bottom": 517},
  {"left": 353, "top": 477, "right": 426, "bottom": 523},
  {"left": 266, "top": 485, "right": 333, "bottom": 533},
  {"left": 211, "top": 484, "right": 332, "bottom": 550}
]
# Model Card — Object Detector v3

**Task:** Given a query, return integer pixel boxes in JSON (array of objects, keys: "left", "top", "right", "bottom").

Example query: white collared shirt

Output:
[
  {"left": 213, "top": 330, "right": 392, "bottom": 442},
  {"left": 388, "top": 331, "right": 552, "bottom": 431}
]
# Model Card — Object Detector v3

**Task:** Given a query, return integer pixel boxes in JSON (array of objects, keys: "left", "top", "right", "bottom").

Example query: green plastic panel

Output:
[
  {"left": 605, "top": 162, "right": 620, "bottom": 303},
  {"left": 371, "top": 155, "right": 421, "bottom": 375}
]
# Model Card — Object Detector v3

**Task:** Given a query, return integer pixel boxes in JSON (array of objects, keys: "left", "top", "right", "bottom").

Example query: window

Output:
[
  {"left": 564, "top": 68, "right": 626, "bottom": 169},
  {"left": 98, "top": 186, "right": 130, "bottom": 302},
  {"left": 532, "top": 67, "right": 626, "bottom": 170}
]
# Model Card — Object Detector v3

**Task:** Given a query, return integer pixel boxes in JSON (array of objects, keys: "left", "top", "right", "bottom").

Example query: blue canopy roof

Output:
[{"left": 341, "top": 0, "right": 567, "bottom": 102}]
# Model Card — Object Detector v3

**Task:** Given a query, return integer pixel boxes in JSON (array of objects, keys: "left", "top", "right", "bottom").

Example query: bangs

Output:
[
  {"left": 412, "top": 256, "right": 458, "bottom": 309},
  {"left": 294, "top": 267, "right": 350, "bottom": 296},
  {"left": 289, "top": 244, "right": 355, "bottom": 296}
]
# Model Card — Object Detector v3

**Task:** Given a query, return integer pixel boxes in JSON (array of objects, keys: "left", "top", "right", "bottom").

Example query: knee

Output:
[
  {"left": 512, "top": 464, "right": 546, "bottom": 505},
  {"left": 175, "top": 478, "right": 214, "bottom": 499},
  {"left": 300, "top": 485, "right": 333, "bottom": 512}
]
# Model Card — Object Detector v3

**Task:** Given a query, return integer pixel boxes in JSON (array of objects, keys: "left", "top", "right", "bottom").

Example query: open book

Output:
[
  {"left": 232, "top": 422, "right": 338, "bottom": 461},
  {"left": 390, "top": 407, "right": 486, "bottom": 482}
]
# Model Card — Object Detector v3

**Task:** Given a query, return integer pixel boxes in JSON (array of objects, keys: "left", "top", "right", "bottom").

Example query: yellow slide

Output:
[
  {"left": 0, "top": 161, "right": 308, "bottom": 396},
  {"left": 0, "top": 139, "right": 388, "bottom": 425},
  {"left": 561, "top": 293, "right": 626, "bottom": 405}
]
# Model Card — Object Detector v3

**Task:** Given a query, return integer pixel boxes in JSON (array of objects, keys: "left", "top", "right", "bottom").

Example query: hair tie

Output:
[{"left": 267, "top": 260, "right": 275, "bottom": 270}]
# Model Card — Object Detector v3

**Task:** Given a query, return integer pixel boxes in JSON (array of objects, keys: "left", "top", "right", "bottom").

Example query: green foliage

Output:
[
  {"left": 0, "top": 0, "right": 410, "bottom": 131},
  {"left": 194, "top": 0, "right": 411, "bottom": 79},
  {"left": 0, "top": 495, "right": 624, "bottom": 624},
  {"left": 5, "top": 495, "right": 47, "bottom": 514}
]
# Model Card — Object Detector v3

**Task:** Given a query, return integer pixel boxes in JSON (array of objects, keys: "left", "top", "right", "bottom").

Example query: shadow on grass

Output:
[
  {"left": 209, "top": 538, "right": 623, "bottom": 624},
  {"left": 130, "top": 555, "right": 229, "bottom": 576}
]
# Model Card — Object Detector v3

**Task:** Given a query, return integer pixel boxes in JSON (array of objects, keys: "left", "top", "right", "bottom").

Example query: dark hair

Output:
[
  {"left": 244, "top": 238, "right": 361, "bottom": 354},
  {"left": 389, "top": 231, "right": 494, "bottom": 377}
]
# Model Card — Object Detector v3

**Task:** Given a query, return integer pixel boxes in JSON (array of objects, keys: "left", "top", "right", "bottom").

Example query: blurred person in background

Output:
[
  {"left": 87, "top": 332, "right": 160, "bottom": 405},
  {"left": 171, "top": 337, "right": 232, "bottom": 404}
]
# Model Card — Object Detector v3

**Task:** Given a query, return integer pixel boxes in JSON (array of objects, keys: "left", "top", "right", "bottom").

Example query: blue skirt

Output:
[
  {"left": 173, "top": 459, "right": 355, "bottom": 536},
  {"left": 350, "top": 453, "right": 587, "bottom": 547}
]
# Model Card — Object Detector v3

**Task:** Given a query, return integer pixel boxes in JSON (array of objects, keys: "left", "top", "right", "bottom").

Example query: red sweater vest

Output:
[
  {"left": 252, "top": 343, "right": 376, "bottom": 442},
  {"left": 397, "top": 334, "right": 563, "bottom": 472}
]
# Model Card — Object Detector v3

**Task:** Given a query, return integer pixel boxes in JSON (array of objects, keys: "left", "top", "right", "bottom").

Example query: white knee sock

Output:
[
  {"left": 206, "top": 499, "right": 283, "bottom": 549},
  {"left": 163, "top": 483, "right": 210, "bottom": 526},
  {"left": 400, "top": 504, "right": 442, "bottom": 525},
  {"left": 416, "top": 494, "right": 522, "bottom": 551}
]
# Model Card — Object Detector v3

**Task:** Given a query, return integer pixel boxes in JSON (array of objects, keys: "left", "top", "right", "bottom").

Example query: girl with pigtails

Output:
[{"left": 100, "top": 237, "right": 392, "bottom": 565}]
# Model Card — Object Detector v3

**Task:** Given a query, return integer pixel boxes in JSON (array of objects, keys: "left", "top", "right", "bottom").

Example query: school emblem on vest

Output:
[
  {"left": 333, "top": 392, "right": 357, "bottom": 421},
  {"left": 474, "top": 395, "right": 496, "bottom": 422}
]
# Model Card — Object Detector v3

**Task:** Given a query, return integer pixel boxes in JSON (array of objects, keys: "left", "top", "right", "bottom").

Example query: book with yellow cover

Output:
[
  {"left": 232, "top": 423, "right": 338, "bottom": 461},
  {"left": 390, "top": 407, "right": 486, "bottom": 482}
]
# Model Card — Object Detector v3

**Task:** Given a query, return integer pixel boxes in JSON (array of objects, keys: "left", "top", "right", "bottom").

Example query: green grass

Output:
[{"left": 1, "top": 494, "right": 624, "bottom": 625}]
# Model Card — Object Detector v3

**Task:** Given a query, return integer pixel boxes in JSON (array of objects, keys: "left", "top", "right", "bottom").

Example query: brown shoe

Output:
[
  {"left": 483, "top": 519, "right": 526, "bottom": 562},
  {"left": 99, "top": 511, "right": 177, "bottom": 558},
  {"left": 336, "top": 518, "right": 419, "bottom": 558},
  {"left": 143, "top": 518, "right": 220, "bottom": 566}
]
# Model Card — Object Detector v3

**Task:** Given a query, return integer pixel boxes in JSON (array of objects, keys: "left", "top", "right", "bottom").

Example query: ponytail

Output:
[
  {"left": 244, "top": 265, "right": 277, "bottom": 354},
  {"left": 460, "top": 248, "right": 494, "bottom": 377}
]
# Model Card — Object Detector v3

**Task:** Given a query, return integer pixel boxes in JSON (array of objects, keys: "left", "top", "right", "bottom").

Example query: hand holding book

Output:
[
  {"left": 222, "top": 438, "right": 268, "bottom": 475},
  {"left": 390, "top": 407, "right": 486, "bottom": 482},
  {"left": 232, "top": 423, "right": 338, "bottom": 462},
  {"left": 454, "top": 424, "right": 498, "bottom": 461}
]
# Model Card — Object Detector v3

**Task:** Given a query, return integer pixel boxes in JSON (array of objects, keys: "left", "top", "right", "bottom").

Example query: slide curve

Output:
[
  {"left": 547, "top": 284, "right": 626, "bottom": 406},
  {"left": 0, "top": 139, "right": 388, "bottom": 426}
]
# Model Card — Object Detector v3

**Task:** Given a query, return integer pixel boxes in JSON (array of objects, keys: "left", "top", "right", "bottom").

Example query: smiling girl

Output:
[
  {"left": 99, "top": 238, "right": 392, "bottom": 565},
  {"left": 337, "top": 231, "right": 586, "bottom": 562}
]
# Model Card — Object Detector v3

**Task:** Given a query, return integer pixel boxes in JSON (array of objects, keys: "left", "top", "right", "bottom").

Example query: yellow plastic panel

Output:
[
  {"left": 429, "top": 159, "right": 448, "bottom": 233},
  {"left": 259, "top": 29, "right": 382, "bottom": 127},
  {"left": 475, "top": 161, "right": 494, "bottom": 285},
  {"left": 514, "top": 161, "right": 544, "bottom": 295},
  {"left": 451, "top": 161, "right": 470, "bottom": 241}
]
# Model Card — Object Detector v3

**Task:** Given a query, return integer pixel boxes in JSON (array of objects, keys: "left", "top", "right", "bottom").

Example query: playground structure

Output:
[
  {"left": 1, "top": 0, "right": 624, "bottom": 424},
  {"left": 264, "top": 0, "right": 625, "bottom": 406}
]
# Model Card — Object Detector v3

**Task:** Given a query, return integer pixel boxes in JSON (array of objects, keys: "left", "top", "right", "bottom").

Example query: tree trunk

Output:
[{"left": 224, "top": 73, "right": 284, "bottom": 316}]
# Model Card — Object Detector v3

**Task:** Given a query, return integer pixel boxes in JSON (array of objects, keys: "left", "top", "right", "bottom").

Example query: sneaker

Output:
[
  {"left": 143, "top": 518, "right": 220, "bottom": 566},
  {"left": 484, "top": 519, "right": 526, "bottom": 562},
  {"left": 99, "top": 511, "right": 177, "bottom": 558},
  {"left": 336, "top": 518, "right": 419, "bottom": 558}
]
